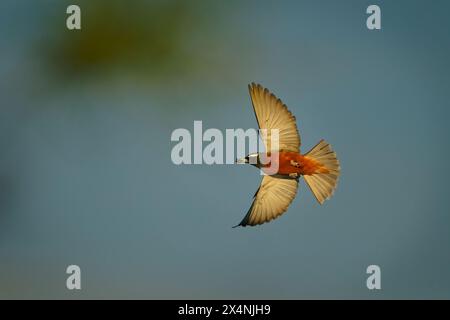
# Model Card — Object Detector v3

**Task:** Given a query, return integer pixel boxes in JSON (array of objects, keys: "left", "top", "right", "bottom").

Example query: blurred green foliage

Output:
[{"left": 44, "top": 0, "right": 215, "bottom": 77}]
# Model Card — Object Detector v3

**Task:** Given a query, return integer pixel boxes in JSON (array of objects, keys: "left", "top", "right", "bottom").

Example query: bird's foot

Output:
[
  {"left": 289, "top": 173, "right": 299, "bottom": 179},
  {"left": 290, "top": 160, "right": 301, "bottom": 168}
]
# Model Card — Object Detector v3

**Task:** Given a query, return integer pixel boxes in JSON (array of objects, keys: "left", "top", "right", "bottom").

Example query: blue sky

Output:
[{"left": 0, "top": 0, "right": 449, "bottom": 298}]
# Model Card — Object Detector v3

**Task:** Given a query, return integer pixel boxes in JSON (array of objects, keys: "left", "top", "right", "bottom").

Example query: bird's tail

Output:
[{"left": 303, "top": 139, "right": 340, "bottom": 204}]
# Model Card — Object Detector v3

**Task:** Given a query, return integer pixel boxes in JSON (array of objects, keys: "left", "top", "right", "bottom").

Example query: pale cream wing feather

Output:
[
  {"left": 235, "top": 175, "right": 298, "bottom": 227},
  {"left": 249, "top": 83, "right": 301, "bottom": 152}
]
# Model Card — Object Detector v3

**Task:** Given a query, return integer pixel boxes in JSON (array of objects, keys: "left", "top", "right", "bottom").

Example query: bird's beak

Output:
[{"left": 236, "top": 158, "right": 248, "bottom": 164}]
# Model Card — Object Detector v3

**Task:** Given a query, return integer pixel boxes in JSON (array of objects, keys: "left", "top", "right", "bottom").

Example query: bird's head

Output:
[{"left": 236, "top": 153, "right": 260, "bottom": 167}]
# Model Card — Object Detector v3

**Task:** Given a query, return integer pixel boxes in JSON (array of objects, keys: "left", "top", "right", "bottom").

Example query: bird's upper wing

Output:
[
  {"left": 235, "top": 175, "right": 299, "bottom": 227},
  {"left": 249, "top": 83, "right": 301, "bottom": 152}
]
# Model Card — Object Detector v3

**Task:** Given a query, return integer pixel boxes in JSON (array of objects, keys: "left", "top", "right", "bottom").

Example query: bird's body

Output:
[
  {"left": 235, "top": 83, "right": 341, "bottom": 227},
  {"left": 259, "top": 151, "right": 328, "bottom": 176}
]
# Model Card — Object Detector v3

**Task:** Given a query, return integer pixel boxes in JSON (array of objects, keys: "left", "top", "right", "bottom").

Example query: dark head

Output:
[{"left": 236, "top": 153, "right": 260, "bottom": 167}]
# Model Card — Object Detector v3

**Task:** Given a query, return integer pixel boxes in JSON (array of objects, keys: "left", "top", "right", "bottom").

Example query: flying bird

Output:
[{"left": 234, "top": 83, "right": 340, "bottom": 227}]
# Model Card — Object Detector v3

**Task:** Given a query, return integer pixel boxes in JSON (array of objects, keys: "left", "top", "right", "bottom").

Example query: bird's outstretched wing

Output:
[
  {"left": 234, "top": 175, "right": 299, "bottom": 227},
  {"left": 249, "top": 83, "right": 301, "bottom": 153}
]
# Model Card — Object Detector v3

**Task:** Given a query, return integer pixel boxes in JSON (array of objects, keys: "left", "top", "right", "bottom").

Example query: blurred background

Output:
[{"left": 0, "top": 0, "right": 449, "bottom": 299}]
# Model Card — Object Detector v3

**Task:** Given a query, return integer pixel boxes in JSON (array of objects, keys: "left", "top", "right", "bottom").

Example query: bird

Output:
[{"left": 234, "top": 83, "right": 340, "bottom": 227}]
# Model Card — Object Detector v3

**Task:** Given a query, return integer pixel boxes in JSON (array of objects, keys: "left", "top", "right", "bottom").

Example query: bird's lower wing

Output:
[{"left": 234, "top": 175, "right": 298, "bottom": 227}]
